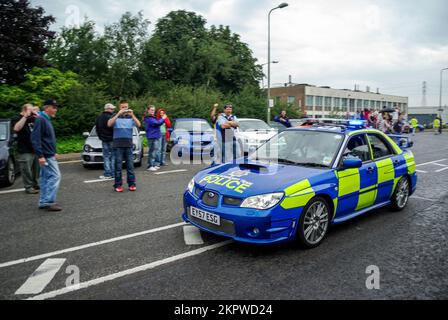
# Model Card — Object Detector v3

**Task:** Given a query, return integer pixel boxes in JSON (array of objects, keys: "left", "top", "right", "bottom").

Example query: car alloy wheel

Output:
[
  {"left": 297, "top": 197, "right": 330, "bottom": 248},
  {"left": 392, "top": 177, "right": 410, "bottom": 211},
  {"left": 7, "top": 157, "right": 15, "bottom": 186}
]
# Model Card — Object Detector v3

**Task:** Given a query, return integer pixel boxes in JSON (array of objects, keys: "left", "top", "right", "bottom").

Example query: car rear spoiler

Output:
[{"left": 388, "top": 134, "right": 414, "bottom": 149}]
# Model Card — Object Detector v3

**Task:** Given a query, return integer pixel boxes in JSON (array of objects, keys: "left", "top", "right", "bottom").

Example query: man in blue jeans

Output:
[
  {"left": 107, "top": 100, "right": 141, "bottom": 192},
  {"left": 144, "top": 105, "right": 166, "bottom": 171},
  {"left": 95, "top": 103, "right": 116, "bottom": 179},
  {"left": 31, "top": 99, "right": 62, "bottom": 212}
]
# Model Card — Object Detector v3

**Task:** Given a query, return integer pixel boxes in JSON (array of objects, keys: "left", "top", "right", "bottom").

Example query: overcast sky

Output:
[{"left": 31, "top": 0, "right": 448, "bottom": 107}]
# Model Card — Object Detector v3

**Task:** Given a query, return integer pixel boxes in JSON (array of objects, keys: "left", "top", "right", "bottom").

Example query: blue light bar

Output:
[{"left": 348, "top": 120, "right": 366, "bottom": 129}]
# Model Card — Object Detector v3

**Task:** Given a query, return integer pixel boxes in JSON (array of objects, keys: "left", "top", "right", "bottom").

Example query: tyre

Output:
[
  {"left": 1, "top": 157, "right": 16, "bottom": 187},
  {"left": 135, "top": 151, "right": 143, "bottom": 167},
  {"left": 390, "top": 176, "right": 410, "bottom": 211},
  {"left": 295, "top": 196, "right": 331, "bottom": 249}
]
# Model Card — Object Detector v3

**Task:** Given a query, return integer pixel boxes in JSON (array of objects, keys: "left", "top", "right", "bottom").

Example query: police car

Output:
[{"left": 182, "top": 120, "right": 417, "bottom": 248}]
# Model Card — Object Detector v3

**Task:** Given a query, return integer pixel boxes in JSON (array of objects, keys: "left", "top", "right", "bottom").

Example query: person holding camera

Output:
[
  {"left": 107, "top": 100, "right": 141, "bottom": 192},
  {"left": 144, "top": 105, "right": 167, "bottom": 171},
  {"left": 12, "top": 104, "right": 40, "bottom": 194}
]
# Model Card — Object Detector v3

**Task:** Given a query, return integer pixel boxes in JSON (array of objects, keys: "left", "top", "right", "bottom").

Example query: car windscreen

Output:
[
  {"left": 89, "top": 126, "right": 138, "bottom": 136},
  {"left": 239, "top": 120, "right": 272, "bottom": 132},
  {"left": 175, "top": 120, "right": 212, "bottom": 132},
  {"left": 0, "top": 123, "right": 8, "bottom": 141},
  {"left": 249, "top": 130, "right": 344, "bottom": 168}
]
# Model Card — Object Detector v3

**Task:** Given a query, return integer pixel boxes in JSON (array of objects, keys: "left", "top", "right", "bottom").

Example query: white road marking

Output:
[
  {"left": 58, "top": 160, "right": 82, "bottom": 164},
  {"left": 154, "top": 169, "right": 188, "bottom": 175},
  {"left": 410, "top": 196, "right": 437, "bottom": 202},
  {"left": 183, "top": 226, "right": 204, "bottom": 245},
  {"left": 415, "top": 170, "right": 427, "bottom": 173},
  {"left": 28, "top": 241, "right": 232, "bottom": 300},
  {"left": 435, "top": 167, "right": 448, "bottom": 173},
  {"left": 0, "top": 222, "right": 186, "bottom": 269},
  {"left": 0, "top": 188, "right": 25, "bottom": 195},
  {"left": 15, "top": 259, "right": 66, "bottom": 295},
  {"left": 432, "top": 163, "right": 448, "bottom": 167},
  {"left": 416, "top": 159, "right": 447, "bottom": 167},
  {"left": 83, "top": 178, "right": 113, "bottom": 184}
]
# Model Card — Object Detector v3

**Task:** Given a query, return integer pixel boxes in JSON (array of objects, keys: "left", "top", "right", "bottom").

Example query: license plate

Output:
[{"left": 190, "top": 207, "right": 221, "bottom": 226}]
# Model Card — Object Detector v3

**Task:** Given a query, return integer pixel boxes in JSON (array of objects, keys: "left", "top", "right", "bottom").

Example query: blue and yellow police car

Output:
[{"left": 182, "top": 120, "right": 417, "bottom": 248}]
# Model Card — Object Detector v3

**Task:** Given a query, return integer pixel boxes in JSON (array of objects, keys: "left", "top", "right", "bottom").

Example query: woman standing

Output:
[{"left": 156, "top": 109, "right": 172, "bottom": 166}]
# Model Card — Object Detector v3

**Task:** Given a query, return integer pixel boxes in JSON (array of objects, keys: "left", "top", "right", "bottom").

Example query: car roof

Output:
[{"left": 175, "top": 118, "right": 208, "bottom": 122}]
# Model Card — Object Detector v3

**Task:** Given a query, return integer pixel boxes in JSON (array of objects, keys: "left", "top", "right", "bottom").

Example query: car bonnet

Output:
[{"left": 194, "top": 162, "right": 328, "bottom": 198}]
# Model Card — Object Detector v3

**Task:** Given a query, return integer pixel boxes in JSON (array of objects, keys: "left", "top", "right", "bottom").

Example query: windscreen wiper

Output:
[{"left": 296, "top": 162, "right": 329, "bottom": 168}]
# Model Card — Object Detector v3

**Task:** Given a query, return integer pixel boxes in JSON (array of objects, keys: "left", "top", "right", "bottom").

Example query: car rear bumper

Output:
[{"left": 81, "top": 151, "right": 141, "bottom": 164}]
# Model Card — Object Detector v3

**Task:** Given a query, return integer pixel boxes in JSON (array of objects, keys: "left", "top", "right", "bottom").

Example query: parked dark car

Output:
[{"left": 0, "top": 119, "right": 20, "bottom": 186}]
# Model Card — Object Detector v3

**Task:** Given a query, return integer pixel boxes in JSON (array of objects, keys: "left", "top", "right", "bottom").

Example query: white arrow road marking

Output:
[
  {"left": 416, "top": 159, "right": 447, "bottom": 167},
  {"left": 15, "top": 259, "right": 66, "bottom": 295},
  {"left": 415, "top": 170, "right": 427, "bottom": 173},
  {"left": 0, "top": 188, "right": 25, "bottom": 195},
  {"left": 410, "top": 195, "right": 437, "bottom": 202},
  {"left": 154, "top": 169, "right": 188, "bottom": 175},
  {"left": 0, "top": 222, "right": 186, "bottom": 269},
  {"left": 28, "top": 241, "right": 232, "bottom": 300},
  {"left": 435, "top": 167, "right": 448, "bottom": 173},
  {"left": 183, "top": 225, "right": 204, "bottom": 245}
]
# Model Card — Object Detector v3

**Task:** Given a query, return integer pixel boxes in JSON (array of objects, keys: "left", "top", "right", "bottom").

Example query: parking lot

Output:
[{"left": 0, "top": 132, "right": 447, "bottom": 300}]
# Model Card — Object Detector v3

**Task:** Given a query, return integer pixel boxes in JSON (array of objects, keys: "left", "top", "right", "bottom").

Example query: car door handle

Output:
[{"left": 366, "top": 167, "right": 375, "bottom": 173}]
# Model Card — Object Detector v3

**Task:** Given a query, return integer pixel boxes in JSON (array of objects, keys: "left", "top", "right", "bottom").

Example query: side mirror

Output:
[
  {"left": 342, "top": 157, "right": 362, "bottom": 169},
  {"left": 82, "top": 132, "right": 90, "bottom": 138}
]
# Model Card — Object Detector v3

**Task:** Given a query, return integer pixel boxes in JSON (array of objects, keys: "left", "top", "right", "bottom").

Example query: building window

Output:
[
  {"left": 315, "top": 96, "right": 323, "bottom": 111},
  {"left": 363, "top": 100, "right": 369, "bottom": 109},
  {"left": 306, "top": 95, "right": 314, "bottom": 110},
  {"left": 357, "top": 99, "right": 363, "bottom": 109},
  {"left": 334, "top": 98, "right": 340, "bottom": 108},
  {"left": 341, "top": 98, "right": 348, "bottom": 110},
  {"left": 387, "top": 102, "right": 392, "bottom": 108},
  {"left": 325, "top": 97, "right": 332, "bottom": 111},
  {"left": 350, "top": 99, "right": 355, "bottom": 112},
  {"left": 287, "top": 96, "right": 296, "bottom": 105},
  {"left": 370, "top": 101, "right": 375, "bottom": 109},
  {"left": 376, "top": 101, "right": 381, "bottom": 109}
]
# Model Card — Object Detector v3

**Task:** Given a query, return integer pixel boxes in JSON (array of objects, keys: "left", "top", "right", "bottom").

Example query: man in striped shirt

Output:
[{"left": 107, "top": 100, "right": 141, "bottom": 192}]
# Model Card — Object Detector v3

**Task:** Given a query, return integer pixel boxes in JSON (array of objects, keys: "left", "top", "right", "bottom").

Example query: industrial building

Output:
[{"left": 270, "top": 83, "right": 409, "bottom": 118}]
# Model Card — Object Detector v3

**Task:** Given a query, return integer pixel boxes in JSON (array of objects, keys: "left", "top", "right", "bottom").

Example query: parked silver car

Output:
[{"left": 81, "top": 126, "right": 145, "bottom": 168}]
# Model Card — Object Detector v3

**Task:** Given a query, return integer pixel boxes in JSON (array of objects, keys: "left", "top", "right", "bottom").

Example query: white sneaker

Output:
[
  {"left": 147, "top": 167, "right": 157, "bottom": 172},
  {"left": 154, "top": 166, "right": 161, "bottom": 170},
  {"left": 99, "top": 176, "right": 113, "bottom": 180}
]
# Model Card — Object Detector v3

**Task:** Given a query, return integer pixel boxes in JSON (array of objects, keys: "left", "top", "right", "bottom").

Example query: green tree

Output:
[
  {"left": 46, "top": 20, "right": 109, "bottom": 82},
  {"left": 103, "top": 11, "right": 150, "bottom": 97},
  {"left": 0, "top": 0, "right": 55, "bottom": 84}
]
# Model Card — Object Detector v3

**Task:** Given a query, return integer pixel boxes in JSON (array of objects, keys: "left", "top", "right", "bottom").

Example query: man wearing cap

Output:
[
  {"left": 216, "top": 104, "right": 240, "bottom": 163},
  {"left": 95, "top": 104, "right": 116, "bottom": 179},
  {"left": 31, "top": 99, "right": 62, "bottom": 212}
]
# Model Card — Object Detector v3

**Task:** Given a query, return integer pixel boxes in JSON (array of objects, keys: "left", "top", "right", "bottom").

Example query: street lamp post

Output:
[
  {"left": 261, "top": 61, "right": 279, "bottom": 88},
  {"left": 439, "top": 67, "right": 448, "bottom": 118},
  {"left": 267, "top": 3, "right": 288, "bottom": 124}
]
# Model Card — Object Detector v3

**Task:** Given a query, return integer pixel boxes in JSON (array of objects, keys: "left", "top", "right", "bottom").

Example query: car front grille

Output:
[
  {"left": 202, "top": 191, "right": 219, "bottom": 207},
  {"left": 187, "top": 210, "right": 236, "bottom": 236}
]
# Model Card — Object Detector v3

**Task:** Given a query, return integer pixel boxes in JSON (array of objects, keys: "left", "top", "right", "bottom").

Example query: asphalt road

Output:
[{"left": 0, "top": 132, "right": 447, "bottom": 300}]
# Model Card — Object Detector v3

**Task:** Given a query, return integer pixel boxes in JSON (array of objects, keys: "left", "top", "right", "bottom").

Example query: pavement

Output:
[{"left": 0, "top": 132, "right": 447, "bottom": 300}]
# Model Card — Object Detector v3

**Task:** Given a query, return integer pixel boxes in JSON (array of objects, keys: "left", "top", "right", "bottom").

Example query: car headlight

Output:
[
  {"left": 83, "top": 145, "right": 92, "bottom": 153},
  {"left": 187, "top": 178, "right": 195, "bottom": 194},
  {"left": 241, "top": 193, "right": 284, "bottom": 210}
]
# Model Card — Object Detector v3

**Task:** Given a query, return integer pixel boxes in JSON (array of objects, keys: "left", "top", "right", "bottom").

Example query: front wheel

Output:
[
  {"left": 391, "top": 177, "right": 410, "bottom": 211},
  {"left": 295, "top": 197, "right": 330, "bottom": 249}
]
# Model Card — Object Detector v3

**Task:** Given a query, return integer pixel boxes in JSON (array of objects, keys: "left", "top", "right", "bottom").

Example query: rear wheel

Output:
[
  {"left": 1, "top": 157, "right": 16, "bottom": 187},
  {"left": 295, "top": 197, "right": 330, "bottom": 249},
  {"left": 391, "top": 177, "right": 410, "bottom": 211}
]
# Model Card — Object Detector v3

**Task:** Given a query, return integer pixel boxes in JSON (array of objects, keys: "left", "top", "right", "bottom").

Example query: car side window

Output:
[
  {"left": 367, "top": 134, "right": 394, "bottom": 159},
  {"left": 341, "top": 134, "right": 371, "bottom": 163}
]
